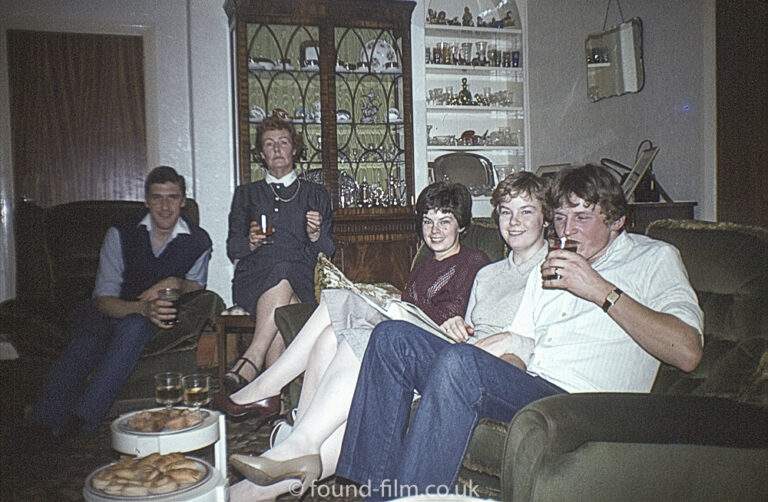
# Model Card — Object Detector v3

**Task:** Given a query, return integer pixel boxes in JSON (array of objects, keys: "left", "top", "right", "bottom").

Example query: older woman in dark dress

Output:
[{"left": 225, "top": 117, "right": 334, "bottom": 392}]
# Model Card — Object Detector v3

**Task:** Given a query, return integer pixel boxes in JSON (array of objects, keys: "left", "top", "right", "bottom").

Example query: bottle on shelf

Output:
[{"left": 457, "top": 78, "right": 473, "bottom": 105}]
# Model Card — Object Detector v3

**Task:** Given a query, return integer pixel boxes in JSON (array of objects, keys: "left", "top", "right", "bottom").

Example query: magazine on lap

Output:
[{"left": 360, "top": 295, "right": 454, "bottom": 344}]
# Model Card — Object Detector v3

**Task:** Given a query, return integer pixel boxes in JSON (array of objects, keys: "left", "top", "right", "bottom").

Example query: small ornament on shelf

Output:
[
  {"left": 502, "top": 11, "right": 516, "bottom": 27},
  {"left": 358, "top": 176, "right": 370, "bottom": 207},
  {"left": 462, "top": 7, "right": 473, "bottom": 26},
  {"left": 427, "top": 9, "right": 451, "bottom": 25},
  {"left": 457, "top": 78, "right": 474, "bottom": 105},
  {"left": 360, "top": 90, "right": 379, "bottom": 124}
]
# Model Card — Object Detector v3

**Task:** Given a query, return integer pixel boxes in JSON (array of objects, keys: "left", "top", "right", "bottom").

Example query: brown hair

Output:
[
  {"left": 490, "top": 171, "right": 551, "bottom": 224},
  {"left": 145, "top": 165, "right": 185, "bottom": 199},
  {"left": 415, "top": 182, "right": 472, "bottom": 239},
  {"left": 548, "top": 164, "right": 627, "bottom": 223},
  {"left": 254, "top": 116, "right": 305, "bottom": 162}
]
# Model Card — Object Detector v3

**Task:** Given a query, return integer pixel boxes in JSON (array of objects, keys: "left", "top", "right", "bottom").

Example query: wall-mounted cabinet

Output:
[{"left": 225, "top": 0, "right": 418, "bottom": 288}]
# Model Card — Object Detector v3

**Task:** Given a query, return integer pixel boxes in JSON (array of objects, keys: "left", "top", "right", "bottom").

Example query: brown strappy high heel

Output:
[{"left": 222, "top": 356, "right": 259, "bottom": 394}]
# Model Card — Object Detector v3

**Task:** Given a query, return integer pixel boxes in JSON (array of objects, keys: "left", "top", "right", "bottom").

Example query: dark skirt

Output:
[{"left": 232, "top": 253, "right": 315, "bottom": 320}]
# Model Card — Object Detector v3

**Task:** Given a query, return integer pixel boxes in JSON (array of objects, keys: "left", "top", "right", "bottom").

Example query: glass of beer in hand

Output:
[
  {"left": 182, "top": 374, "right": 211, "bottom": 409},
  {"left": 255, "top": 213, "right": 276, "bottom": 244},
  {"left": 543, "top": 237, "right": 578, "bottom": 280},
  {"left": 154, "top": 372, "right": 183, "bottom": 408},
  {"left": 157, "top": 287, "right": 180, "bottom": 327}
]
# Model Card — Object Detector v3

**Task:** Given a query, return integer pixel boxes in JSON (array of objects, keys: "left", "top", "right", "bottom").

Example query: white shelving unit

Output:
[{"left": 424, "top": 16, "right": 529, "bottom": 208}]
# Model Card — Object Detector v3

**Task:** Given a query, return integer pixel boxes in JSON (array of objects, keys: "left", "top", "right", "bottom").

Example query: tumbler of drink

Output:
[
  {"left": 154, "top": 372, "right": 183, "bottom": 408},
  {"left": 157, "top": 287, "right": 180, "bottom": 327},
  {"left": 543, "top": 237, "right": 578, "bottom": 280},
  {"left": 182, "top": 374, "right": 211, "bottom": 409},
  {"left": 254, "top": 213, "right": 276, "bottom": 244}
]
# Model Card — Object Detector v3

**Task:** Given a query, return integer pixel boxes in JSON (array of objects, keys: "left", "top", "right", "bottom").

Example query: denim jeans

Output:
[
  {"left": 26, "top": 299, "right": 158, "bottom": 434},
  {"left": 336, "top": 320, "right": 566, "bottom": 501}
]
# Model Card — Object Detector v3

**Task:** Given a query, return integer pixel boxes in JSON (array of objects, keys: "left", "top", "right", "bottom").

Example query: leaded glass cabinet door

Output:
[
  {"left": 334, "top": 27, "right": 408, "bottom": 208},
  {"left": 245, "top": 23, "right": 322, "bottom": 181}
]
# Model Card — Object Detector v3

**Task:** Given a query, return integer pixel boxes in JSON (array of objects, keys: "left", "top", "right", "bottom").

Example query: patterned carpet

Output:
[{"left": 0, "top": 400, "right": 360, "bottom": 502}]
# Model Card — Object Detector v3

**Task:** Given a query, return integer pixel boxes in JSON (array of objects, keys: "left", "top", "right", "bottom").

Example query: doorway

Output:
[
  {"left": 7, "top": 30, "right": 147, "bottom": 206},
  {"left": 715, "top": 0, "right": 768, "bottom": 227}
]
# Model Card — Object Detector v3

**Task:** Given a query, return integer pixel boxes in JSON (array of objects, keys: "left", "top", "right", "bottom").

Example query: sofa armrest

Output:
[
  {"left": 143, "top": 290, "right": 225, "bottom": 356},
  {"left": 503, "top": 393, "right": 768, "bottom": 501},
  {"left": 275, "top": 302, "right": 318, "bottom": 346}
]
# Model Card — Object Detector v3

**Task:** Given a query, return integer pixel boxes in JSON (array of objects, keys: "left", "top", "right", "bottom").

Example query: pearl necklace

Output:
[{"left": 269, "top": 178, "right": 301, "bottom": 203}]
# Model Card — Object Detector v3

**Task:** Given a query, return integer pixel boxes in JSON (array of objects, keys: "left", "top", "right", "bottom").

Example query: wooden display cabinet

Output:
[{"left": 224, "top": 0, "right": 418, "bottom": 288}]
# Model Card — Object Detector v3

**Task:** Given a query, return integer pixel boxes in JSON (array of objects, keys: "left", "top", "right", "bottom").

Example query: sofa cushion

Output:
[
  {"left": 313, "top": 253, "right": 401, "bottom": 304},
  {"left": 690, "top": 338, "right": 768, "bottom": 407},
  {"left": 647, "top": 219, "right": 768, "bottom": 343},
  {"left": 458, "top": 418, "right": 507, "bottom": 499},
  {"left": 143, "top": 290, "right": 225, "bottom": 356},
  {"left": 647, "top": 219, "right": 768, "bottom": 402},
  {"left": 275, "top": 302, "right": 319, "bottom": 346}
]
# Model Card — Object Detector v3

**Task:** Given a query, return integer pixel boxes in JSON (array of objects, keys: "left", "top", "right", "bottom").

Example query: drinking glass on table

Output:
[
  {"left": 543, "top": 237, "right": 578, "bottom": 281},
  {"left": 154, "top": 372, "right": 183, "bottom": 408},
  {"left": 182, "top": 374, "right": 211, "bottom": 409}
]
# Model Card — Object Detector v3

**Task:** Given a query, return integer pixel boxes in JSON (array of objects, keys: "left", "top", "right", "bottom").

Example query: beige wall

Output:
[{"left": 525, "top": 0, "right": 715, "bottom": 216}]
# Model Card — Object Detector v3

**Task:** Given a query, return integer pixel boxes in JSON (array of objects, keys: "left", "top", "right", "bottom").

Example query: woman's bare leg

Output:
[
  {"left": 228, "top": 339, "right": 359, "bottom": 500},
  {"left": 292, "top": 324, "right": 340, "bottom": 418},
  {"left": 229, "top": 300, "right": 333, "bottom": 405},
  {"left": 263, "top": 332, "right": 285, "bottom": 368},
  {"left": 264, "top": 339, "right": 360, "bottom": 461},
  {"left": 227, "top": 280, "right": 297, "bottom": 384}
]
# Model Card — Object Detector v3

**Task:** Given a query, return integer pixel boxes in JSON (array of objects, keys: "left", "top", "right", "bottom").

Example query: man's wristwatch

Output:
[{"left": 601, "top": 288, "right": 623, "bottom": 312}]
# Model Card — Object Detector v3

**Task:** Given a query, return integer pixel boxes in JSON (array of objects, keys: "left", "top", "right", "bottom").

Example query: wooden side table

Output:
[
  {"left": 626, "top": 201, "right": 697, "bottom": 234},
  {"left": 214, "top": 313, "right": 254, "bottom": 383}
]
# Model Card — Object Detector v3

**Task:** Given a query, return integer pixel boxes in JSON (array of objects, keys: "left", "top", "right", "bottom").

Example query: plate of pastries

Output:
[
  {"left": 85, "top": 452, "right": 210, "bottom": 498},
  {"left": 119, "top": 408, "right": 206, "bottom": 435}
]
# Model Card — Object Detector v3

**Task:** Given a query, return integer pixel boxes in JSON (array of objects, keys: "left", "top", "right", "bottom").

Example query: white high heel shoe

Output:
[{"left": 270, "top": 408, "right": 297, "bottom": 447}]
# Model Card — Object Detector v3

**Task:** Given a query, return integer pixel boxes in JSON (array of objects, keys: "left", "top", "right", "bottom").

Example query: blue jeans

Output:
[
  {"left": 26, "top": 299, "right": 158, "bottom": 434},
  {"left": 336, "top": 320, "right": 566, "bottom": 501}
]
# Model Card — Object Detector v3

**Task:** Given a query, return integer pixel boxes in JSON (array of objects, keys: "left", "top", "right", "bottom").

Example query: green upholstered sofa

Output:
[
  {"left": 458, "top": 219, "right": 768, "bottom": 501},
  {"left": 275, "top": 217, "right": 768, "bottom": 500},
  {"left": 0, "top": 199, "right": 225, "bottom": 406}
]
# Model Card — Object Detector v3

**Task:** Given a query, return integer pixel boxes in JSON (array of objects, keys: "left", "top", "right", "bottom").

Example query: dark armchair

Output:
[
  {"left": 0, "top": 198, "right": 225, "bottom": 403},
  {"left": 458, "top": 219, "right": 768, "bottom": 501}
]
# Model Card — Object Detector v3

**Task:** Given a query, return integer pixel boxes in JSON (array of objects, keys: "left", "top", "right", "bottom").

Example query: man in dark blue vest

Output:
[{"left": 24, "top": 166, "right": 213, "bottom": 438}]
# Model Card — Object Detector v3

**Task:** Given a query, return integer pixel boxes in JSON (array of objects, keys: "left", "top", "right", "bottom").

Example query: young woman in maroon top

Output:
[{"left": 218, "top": 182, "right": 490, "bottom": 501}]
